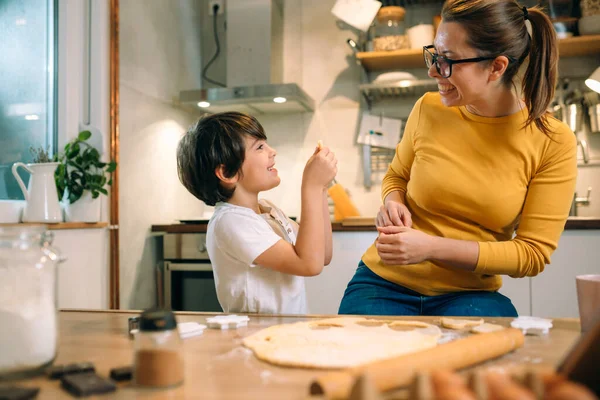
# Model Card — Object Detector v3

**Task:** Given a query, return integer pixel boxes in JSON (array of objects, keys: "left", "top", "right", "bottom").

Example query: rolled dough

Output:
[{"left": 242, "top": 317, "right": 441, "bottom": 369}]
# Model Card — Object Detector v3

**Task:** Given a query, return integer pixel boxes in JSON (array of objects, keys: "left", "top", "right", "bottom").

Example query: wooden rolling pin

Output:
[{"left": 309, "top": 328, "right": 525, "bottom": 400}]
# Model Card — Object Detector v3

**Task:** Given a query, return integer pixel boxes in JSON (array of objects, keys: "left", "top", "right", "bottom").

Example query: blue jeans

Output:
[{"left": 338, "top": 261, "right": 518, "bottom": 317}]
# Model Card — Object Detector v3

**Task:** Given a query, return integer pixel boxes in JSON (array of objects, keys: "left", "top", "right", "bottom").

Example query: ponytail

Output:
[{"left": 521, "top": 7, "right": 559, "bottom": 136}]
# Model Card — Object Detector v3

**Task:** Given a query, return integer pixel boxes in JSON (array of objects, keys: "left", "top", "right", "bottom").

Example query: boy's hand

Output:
[{"left": 303, "top": 145, "right": 337, "bottom": 189}]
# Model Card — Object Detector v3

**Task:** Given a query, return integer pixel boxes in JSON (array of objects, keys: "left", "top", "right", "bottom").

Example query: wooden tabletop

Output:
[{"left": 3, "top": 310, "right": 583, "bottom": 399}]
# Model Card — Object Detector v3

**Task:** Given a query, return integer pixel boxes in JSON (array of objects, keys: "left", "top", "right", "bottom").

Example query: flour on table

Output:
[{"left": 242, "top": 317, "right": 441, "bottom": 369}]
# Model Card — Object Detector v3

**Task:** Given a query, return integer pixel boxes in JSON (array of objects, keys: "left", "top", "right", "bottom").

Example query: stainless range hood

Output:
[
  {"left": 180, "top": 83, "right": 314, "bottom": 114},
  {"left": 179, "top": 0, "right": 314, "bottom": 114}
]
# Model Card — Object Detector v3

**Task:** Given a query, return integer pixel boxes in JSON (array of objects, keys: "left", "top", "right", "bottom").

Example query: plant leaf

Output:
[{"left": 78, "top": 130, "right": 92, "bottom": 141}]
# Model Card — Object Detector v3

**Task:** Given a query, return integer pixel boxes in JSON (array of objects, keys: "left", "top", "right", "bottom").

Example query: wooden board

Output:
[
  {"left": 341, "top": 217, "right": 376, "bottom": 227},
  {"left": 0, "top": 222, "right": 108, "bottom": 230}
]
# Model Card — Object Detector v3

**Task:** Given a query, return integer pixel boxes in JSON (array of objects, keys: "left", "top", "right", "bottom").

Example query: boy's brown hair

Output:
[{"left": 177, "top": 112, "right": 267, "bottom": 206}]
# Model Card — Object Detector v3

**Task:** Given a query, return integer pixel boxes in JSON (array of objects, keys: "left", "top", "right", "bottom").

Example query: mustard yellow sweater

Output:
[{"left": 363, "top": 93, "right": 577, "bottom": 296}]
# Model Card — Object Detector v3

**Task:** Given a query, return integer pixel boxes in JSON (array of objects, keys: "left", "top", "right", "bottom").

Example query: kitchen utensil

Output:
[
  {"left": 328, "top": 182, "right": 360, "bottom": 221},
  {"left": 331, "top": 0, "right": 382, "bottom": 32},
  {"left": 372, "top": 71, "right": 416, "bottom": 83},
  {"left": 407, "top": 24, "right": 434, "bottom": 50},
  {"left": 11, "top": 162, "right": 62, "bottom": 223},
  {"left": 310, "top": 328, "right": 525, "bottom": 399},
  {"left": 578, "top": 15, "right": 600, "bottom": 34},
  {"left": 566, "top": 102, "right": 584, "bottom": 132},
  {"left": 576, "top": 275, "right": 600, "bottom": 333},
  {"left": 588, "top": 103, "right": 600, "bottom": 133},
  {"left": 346, "top": 38, "right": 360, "bottom": 54}
]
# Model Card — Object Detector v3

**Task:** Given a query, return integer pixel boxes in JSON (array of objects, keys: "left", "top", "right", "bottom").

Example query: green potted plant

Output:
[{"left": 54, "top": 131, "right": 116, "bottom": 222}]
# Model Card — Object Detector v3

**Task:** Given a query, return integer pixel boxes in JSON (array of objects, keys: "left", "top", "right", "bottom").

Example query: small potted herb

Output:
[{"left": 54, "top": 131, "right": 116, "bottom": 222}]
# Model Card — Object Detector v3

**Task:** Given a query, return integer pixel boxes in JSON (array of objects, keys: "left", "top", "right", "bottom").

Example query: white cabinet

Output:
[
  {"left": 54, "top": 229, "right": 110, "bottom": 309},
  {"left": 308, "top": 229, "right": 600, "bottom": 318},
  {"left": 305, "top": 231, "right": 377, "bottom": 315},
  {"left": 532, "top": 230, "right": 600, "bottom": 318},
  {"left": 499, "top": 277, "right": 531, "bottom": 316}
]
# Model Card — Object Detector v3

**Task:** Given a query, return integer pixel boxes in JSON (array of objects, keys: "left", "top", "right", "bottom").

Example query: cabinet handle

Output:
[{"left": 197, "top": 238, "right": 207, "bottom": 253}]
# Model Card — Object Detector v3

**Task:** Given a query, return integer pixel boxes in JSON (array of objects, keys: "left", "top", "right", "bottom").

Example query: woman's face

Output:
[{"left": 428, "top": 21, "right": 494, "bottom": 108}]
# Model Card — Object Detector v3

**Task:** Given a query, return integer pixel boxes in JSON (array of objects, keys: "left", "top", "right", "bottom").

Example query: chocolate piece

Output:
[
  {"left": 109, "top": 366, "right": 132, "bottom": 382},
  {"left": 0, "top": 386, "right": 40, "bottom": 400},
  {"left": 60, "top": 373, "right": 116, "bottom": 397},
  {"left": 47, "top": 362, "right": 95, "bottom": 380}
]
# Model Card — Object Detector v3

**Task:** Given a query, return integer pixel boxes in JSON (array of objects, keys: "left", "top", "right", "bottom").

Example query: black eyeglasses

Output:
[{"left": 423, "top": 45, "right": 499, "bottom": 78}]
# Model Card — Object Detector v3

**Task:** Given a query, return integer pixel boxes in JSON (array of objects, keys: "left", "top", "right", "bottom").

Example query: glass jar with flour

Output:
[{"left": 0, "top": 225, "right": 61, "bottom": 378}]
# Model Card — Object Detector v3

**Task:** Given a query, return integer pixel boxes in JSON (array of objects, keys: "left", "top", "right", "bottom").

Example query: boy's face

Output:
[{"left": 237, "top": 135, "right": 280, "bottom": 193}]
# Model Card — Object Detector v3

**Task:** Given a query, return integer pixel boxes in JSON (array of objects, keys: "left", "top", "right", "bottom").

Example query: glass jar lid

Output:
[
  {"left": 376, "top": 6, "right": 406, "bottom": 22},
  {"left": 139, "top": 309, "right": 177, "bottom": 332}
]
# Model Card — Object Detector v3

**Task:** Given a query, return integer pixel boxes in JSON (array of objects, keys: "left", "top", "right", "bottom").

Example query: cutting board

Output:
[{"left": 341, "top": 217, "right": 376, "bottom": 226}]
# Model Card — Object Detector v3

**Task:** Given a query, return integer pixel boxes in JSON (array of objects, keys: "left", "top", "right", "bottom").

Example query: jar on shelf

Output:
[
  {"left": 0, "top": 225, "right": 61, "bottom": 379},
  {"left": 373, "top": 6, "right": 409, "bottom": 52}
]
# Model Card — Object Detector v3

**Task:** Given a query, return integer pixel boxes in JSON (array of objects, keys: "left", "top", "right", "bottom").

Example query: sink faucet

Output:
[
  {"left": 578, "top": 139, "right": 590, "bottom": 164},
  {"left": 569, "top": 187, "right": 592, "bottom": 217}
]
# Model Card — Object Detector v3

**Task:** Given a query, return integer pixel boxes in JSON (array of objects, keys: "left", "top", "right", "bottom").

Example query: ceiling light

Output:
[
  {"left": 25, "top": 114, "right": 39, "bottom": 120},
  {"left": 197, "top": 101, "right": 210, "bottom": 108},
  {"left": 15, "top": 18, "right": 26, "bottom": 25},
  {"left": 273, "top": 97, "right": 287, "bottom": 103}
]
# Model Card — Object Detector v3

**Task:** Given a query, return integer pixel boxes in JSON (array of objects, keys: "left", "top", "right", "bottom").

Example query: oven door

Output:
[{"left": 164, "top": 262, "right": 222, "bottom": 312}]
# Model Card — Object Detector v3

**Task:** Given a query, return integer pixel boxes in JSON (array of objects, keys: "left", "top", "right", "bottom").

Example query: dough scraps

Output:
[
  {"left": 242, "top": 317, "right": 441, "bottom": 369},
  {"left": 471, "top": 323, "right": 505, "bottom": 334},
  {"left": 441, "top": 317, "right": 484, "bottom": 330}
]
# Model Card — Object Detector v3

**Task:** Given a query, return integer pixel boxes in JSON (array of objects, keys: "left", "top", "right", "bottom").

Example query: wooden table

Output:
[{"left": 2, "top": 310, "right": 583, "bottom": 399}]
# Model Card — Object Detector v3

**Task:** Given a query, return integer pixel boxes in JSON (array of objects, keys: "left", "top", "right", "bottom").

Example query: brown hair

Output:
[
  {"left": 176, "top": 112, "right": 267, "bottom": 206},
  {"left": 441, "top": 0, "right": 558, "bottom": 135}
]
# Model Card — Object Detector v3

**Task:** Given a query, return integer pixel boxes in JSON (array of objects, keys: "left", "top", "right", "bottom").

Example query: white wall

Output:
[
  {"left": 118, "top": 0, "right": 206, "bottom": 310},
  {"left": 111, "top": 0, "right": 600, "bottom": 310}
]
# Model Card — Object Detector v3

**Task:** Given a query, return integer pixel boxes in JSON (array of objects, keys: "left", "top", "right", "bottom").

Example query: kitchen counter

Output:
[
  {"left": 5, "top": 310, "right": 582, "bottom": 399},
  {"left": 152, "top": 217, "right": 600, "bottom": 233}
]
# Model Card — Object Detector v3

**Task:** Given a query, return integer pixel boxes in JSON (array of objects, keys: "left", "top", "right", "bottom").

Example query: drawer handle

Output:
[{"left": 197, "top": 241, "right": 207, "bottom": 253}]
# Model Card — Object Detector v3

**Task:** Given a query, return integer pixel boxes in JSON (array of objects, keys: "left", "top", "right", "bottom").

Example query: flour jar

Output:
[
  {"left": 373, "top": 6, "right": 409, "bottom": 51},
  {"left": 0, "top": 225, "right": 60, "bottom": 379}
]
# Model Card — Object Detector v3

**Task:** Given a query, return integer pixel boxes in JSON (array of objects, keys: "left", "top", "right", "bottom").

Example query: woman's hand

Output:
[
  {"left": 376, "top": 201, "right": 412, "bottom": 228},
  {"left": 375, "top": 225, "right": 434, "bottom": 265}
]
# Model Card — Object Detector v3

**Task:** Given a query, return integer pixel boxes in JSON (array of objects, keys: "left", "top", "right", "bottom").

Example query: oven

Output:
[{"left": 162, "top": 233, "right": 222, "bottom": 312}]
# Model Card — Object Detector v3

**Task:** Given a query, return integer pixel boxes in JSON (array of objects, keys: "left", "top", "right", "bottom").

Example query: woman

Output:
[{"left": 339, "top": 0, "right": 577, "bottom": 317}]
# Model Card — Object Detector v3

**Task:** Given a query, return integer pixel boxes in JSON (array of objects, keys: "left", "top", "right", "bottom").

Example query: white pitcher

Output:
[{"left": 11, "top": 162, "right": 63, "bottom": 223}]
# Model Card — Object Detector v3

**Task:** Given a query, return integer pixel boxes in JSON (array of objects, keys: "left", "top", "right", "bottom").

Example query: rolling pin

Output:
[{"left": 309, "top": 328, "right": 524, "bottom": 400}]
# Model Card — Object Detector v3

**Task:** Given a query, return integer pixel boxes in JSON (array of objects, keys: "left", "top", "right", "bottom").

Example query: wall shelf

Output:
[
  {"left": 0, "top": 222, "right": 109, "bottom": 230},
  {"left": 360, "top": 79, "right": 438, "bottom": 101},
  {"left": 356, "top": 35, "right": 600, "bottom": 72}
]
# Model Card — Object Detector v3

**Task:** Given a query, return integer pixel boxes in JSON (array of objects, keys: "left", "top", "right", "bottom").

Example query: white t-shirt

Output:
[{"left": 206, "top": 200, "right": 307, "bottom": 315}]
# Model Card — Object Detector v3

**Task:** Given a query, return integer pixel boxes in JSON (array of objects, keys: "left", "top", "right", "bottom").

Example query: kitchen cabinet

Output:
[
  {"left": 532, "top": 230, "right": 600, "bottom": 318},
  {"left": 306, "top": 231, "right": 533, "bottom": 316},
  {"left": 307, "top": 228, "right": 600, "bottom": 317}
]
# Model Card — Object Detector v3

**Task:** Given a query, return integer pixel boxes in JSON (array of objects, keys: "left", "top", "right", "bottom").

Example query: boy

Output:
[{"left": 176, "top": 112, "right": 337, "bottom": 314}]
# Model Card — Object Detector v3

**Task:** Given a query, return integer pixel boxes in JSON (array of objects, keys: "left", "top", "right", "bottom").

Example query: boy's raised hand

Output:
[{"left": 302, "top": 144, "right": 338, "bottom": 189}]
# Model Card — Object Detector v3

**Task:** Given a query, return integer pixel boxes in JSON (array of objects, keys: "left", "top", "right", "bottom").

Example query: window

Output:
[{"left": 0, "top": 0, "right": 56, "bottom": 200}]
